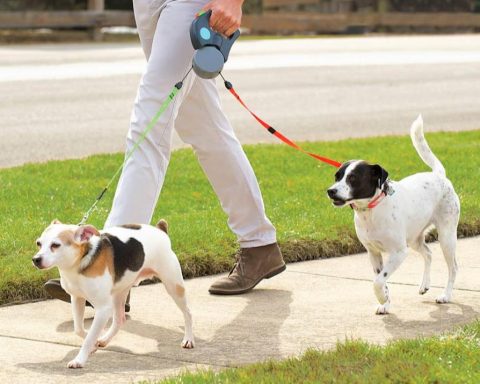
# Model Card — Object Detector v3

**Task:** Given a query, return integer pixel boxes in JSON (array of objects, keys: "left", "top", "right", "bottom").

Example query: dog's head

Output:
[
  {"left": 32, "top": 220, "right": 100, "bottom": 270},
  {"left": 327, "top": 160, "right": 389, "bottom": 207}
]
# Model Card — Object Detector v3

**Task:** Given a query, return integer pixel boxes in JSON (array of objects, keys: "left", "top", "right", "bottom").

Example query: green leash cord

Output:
[{"left": 78, "top": 79, "right": 185, "bottom": 226}]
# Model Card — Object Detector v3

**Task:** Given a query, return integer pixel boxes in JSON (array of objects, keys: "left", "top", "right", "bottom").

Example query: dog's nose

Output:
[
  {"left": 32, "top": 256, "right": 42, "bottom": 268},
  {"left": 327, "top": 188, "right": 337, "bottom": 198}
]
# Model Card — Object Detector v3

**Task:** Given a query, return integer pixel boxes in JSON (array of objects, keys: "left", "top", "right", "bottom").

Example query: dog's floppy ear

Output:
[
  {"left": 51, "top": 219, "right": 62, "bottom": 225},
  {"left": 74, "top": 225, "right": 100, "bottom": 243},
  {"left": 371, "top": 164, "right": 389, "bottom": 188}
]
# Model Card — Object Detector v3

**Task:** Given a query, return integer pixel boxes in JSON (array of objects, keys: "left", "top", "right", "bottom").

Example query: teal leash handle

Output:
[{"left": 78, "top": 78, "right": 186, "bottom": 226}]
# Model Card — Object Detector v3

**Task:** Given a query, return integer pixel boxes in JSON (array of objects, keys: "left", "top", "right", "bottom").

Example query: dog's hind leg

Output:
[
  {"left": 411, "top": 237, "right": 432, "bottom": 295},
  {"left": 374, "top": 248, "right": 408, "bottom": 315},
  {"left": 163, "top": 279, "right": 195, "bottom": 348},
  {"left": 436, "top": 227, "right": 458, "bottom": 304},
  {"left": 157, "top": 255, "right": 195, "bottom": 349},
  {"left": 96, "top": 288, "right": 129, "bottom": 348}
]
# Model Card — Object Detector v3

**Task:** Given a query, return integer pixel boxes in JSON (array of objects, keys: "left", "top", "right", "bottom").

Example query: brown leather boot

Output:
[
  {"left": 44, "top": 279, "right": 131, "bottom": 312},
  {"left": 209, "top": 242, "right": 286, "bottom": 295}
]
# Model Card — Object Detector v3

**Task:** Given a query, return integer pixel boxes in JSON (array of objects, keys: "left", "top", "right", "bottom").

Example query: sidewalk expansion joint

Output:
[
  {"left": 286, "top": 270, "right": 480, "bottom": 293},
  {"left": 0, "top": 334, "right": 228, "bottom": 368}
]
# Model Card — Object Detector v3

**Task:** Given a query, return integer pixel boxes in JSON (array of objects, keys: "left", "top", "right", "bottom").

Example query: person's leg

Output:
[
  {"left": 105, "top": 0, "right": 201, "bottom": 227},
  {"left": 175, "top": 78, "right": 285, "bottom": 295},
  {"left": 46, "top": 0, "right": 199, "bottom": 305}
]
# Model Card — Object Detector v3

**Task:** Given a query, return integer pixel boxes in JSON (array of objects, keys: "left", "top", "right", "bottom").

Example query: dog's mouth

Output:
[{"left": 330, "top": 197, "right": 353, "bottom": 207}]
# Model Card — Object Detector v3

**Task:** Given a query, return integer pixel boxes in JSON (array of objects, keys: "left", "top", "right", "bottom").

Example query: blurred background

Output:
[
  {"left": 0, "top": 0, "right": 480, "bottom": 42},
  {"left": 0, "top": 1, "right": 479, "bottom": 169}
]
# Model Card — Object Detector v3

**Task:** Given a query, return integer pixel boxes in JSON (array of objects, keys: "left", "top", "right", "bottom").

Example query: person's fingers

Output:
[
  {"left": 225, "top": 16, "right": 241, "bottom": 36},
  {"left": 209, "top": 7, "right": 222, "bottom": 30},
  {"left": 215, "top": 18, "right": 230, "bottom": 35},
  {"left": 225, "top": 25, "right": 237, "bottom": 37},
  {"left": 217, "top": 12, "right": 239, "bottom": 35},
  {"left": 200, "top": 2, "right": 241, "bottom": 36}
]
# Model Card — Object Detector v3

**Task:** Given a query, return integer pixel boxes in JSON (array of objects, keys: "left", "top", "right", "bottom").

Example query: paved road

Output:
[
  {"left": 1, "top": 34, "right": 480, "bottom": 168},
  {"left": 1, "top": 237, "right": 479, "bottom": 383}
]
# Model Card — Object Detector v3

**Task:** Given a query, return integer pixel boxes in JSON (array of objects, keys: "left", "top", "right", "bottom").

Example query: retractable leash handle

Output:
[{"left": 190, "top": 10, "right": 240, "bottom": 79}]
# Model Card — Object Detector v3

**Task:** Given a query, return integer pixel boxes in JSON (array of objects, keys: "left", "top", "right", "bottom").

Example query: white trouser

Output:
[{"left": 105, "top": 0, "right": 276, "bottom": 247}]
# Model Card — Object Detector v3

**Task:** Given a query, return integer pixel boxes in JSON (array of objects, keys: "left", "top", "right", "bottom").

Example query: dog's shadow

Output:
[
  {"left": 17, "top": 288, "right": 292, "bottom": 375},
  {"left": 382, "top": 300, "right": 480, "bottom": 340}
]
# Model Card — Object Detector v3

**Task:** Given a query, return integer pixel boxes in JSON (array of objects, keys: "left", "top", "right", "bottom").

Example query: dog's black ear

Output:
[{"left": 371, "top": 164, "right": 389, "bottom": 188}]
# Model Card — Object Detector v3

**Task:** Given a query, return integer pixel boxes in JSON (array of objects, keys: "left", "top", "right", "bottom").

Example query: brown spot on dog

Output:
[
  {"left": 79, "top": 237, "right": 115, "bottom": 280},
  {"left": 58, "top": 230, "right": 75, "bottom": 247},
  {"left": 175, "top": 284, "right": 185, "bottom": 297},
  {"left": 120, "top": 224, "right": 142, "bottom": 230},
  {"left": 156, "top": 219, "right": 168, "bottom": 234},
  {"left": 58, "top": 230, "right": 91, "bottom": 263}
]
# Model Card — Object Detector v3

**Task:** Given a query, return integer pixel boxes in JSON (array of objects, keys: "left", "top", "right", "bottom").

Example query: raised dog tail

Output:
[{"left": 410, "top": 115, "right": 446, "bottom": 177}]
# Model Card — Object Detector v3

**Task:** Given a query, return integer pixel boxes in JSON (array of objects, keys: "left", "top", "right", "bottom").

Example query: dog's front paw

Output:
[
  {"left": 375, "top": 302, "right": 390, "bottom": 315},
  {"left": 181, "top": 338, "right": 195, "bottom": 349},
  {"left": 418, "top": 286, "right": 429, "bottom": 295},
  {"left": 435, "top": 294, "right": 451, "bottom": 304},
  {"left": 67, "top": 359, "right": 85, "bottom": 369}
]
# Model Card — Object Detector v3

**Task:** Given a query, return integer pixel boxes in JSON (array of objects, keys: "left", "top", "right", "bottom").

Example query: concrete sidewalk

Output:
[{"left": 1, "top": 237, "right": 479, "bottom": 383}]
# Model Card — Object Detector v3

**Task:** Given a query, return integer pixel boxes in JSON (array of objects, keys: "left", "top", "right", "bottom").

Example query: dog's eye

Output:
[
  {"left": 36, "top": 241, "right": 41, "bottom": 248},
  {"left": 347, "top": 174, "right": 357, "bottom": 183},
  {"left": 50, "top": 243, "right": 61, "bottom": 251}
]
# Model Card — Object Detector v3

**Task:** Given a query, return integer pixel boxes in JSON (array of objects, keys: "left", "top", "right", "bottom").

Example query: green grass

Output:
[
  {"left": 0, "top": 130, "right": 479, "bottom": 305},
  {"left": 152, "top": 321, "right": 480, "bottom": 383}
]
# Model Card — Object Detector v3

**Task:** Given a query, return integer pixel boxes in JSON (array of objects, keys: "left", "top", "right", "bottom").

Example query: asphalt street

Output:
[{"left": 1, "top": 34, "right": 479, "bottom": 168}]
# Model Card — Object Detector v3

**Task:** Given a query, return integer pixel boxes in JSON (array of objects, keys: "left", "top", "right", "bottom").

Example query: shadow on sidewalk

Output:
[
  {"left": 16, "top": 288, "right": 292, "bottom": 375},
  {"left": 382, "top": 301, "right": 480, "bottom": 340}
]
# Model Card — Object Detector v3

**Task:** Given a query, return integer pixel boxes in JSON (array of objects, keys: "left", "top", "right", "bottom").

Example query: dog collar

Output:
[
  {"left": 366, "top": 191, "right": 386, "bottom": 209},
  {"left": 351, "top": 181, "right": 393, "bottom": 211}
]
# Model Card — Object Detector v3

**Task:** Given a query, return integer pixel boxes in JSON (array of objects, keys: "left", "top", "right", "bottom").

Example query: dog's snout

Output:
[
  {"left": 32, "top": 256, "right": 42, "bottom": 268},
  {"left": 327, "top": 188, "right": 337, "bottom": 198}
]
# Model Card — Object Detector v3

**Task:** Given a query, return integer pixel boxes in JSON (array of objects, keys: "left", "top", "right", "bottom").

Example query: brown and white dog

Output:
[{"left": 33, "top": 220, "right": 194, "bottom": 368}]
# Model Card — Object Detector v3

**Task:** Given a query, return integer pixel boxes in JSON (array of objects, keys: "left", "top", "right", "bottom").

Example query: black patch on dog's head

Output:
[
  {"left": 334, "top": 161, "right": 352, "bottom": 182},
  {"left": 104, "top": 234, "right": 145, "bottom": 282},
  {"left": 346, "top": 161, "right": 389, "bottom": 201},
  {"left": 120, "top": 224, "right": 141, "bottom": 230}
]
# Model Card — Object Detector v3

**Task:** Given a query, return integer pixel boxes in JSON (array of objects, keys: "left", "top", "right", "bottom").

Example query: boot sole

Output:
[{"left": 209, "top": 264, "right": 286, "bottom": 295}]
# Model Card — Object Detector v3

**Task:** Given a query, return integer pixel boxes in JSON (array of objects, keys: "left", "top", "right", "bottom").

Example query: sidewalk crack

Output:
[{"left": 286, "top": 270, "right": 480, "bottom": 293}]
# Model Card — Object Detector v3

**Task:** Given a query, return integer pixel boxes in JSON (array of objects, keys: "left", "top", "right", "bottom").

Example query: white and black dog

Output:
[{"left": 327, "top": 116, "right": 460, "bottom": 314}]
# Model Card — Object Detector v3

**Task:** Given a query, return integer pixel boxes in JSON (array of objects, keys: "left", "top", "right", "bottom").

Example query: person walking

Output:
[{"left": 45, "top": 0, "right": 285, "bottom": 307}]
